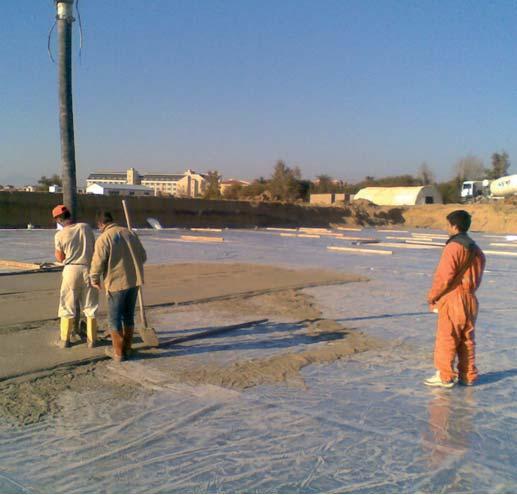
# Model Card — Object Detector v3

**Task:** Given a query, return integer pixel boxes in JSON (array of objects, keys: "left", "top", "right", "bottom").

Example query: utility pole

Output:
[{"left": 55, "top": 0, "right": 77, "bottom": 220}]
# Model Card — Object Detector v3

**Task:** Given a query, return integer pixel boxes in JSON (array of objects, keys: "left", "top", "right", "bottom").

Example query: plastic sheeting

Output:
[{"left": 0, "top": 228, "right": 516, "bottom": 492}]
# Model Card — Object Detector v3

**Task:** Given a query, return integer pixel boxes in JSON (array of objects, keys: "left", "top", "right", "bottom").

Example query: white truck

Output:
[
  {"left": 461, "top": 175, "right": 517, "bottom": 201},
  {"left": 460, "top": 180, "right": 490, "bottom": 201}
]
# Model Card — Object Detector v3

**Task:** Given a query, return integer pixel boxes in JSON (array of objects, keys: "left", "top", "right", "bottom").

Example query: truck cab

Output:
[{"left": 461, "top": 180, "right": 490, "bottom": 202}]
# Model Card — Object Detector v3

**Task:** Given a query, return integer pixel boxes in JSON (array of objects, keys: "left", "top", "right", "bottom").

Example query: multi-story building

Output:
[{"left": 86, "top": 168, "right": 208, "bottom": 197}]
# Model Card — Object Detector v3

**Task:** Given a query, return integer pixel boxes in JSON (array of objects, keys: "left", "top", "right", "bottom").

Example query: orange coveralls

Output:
[{"left": 428, "top": 236, "right": 486, "bottom": 383}]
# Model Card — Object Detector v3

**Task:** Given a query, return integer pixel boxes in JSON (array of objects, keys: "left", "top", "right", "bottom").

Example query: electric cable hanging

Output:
[
  {"left": 48, "top": 0, "right": 84, "bottom": 64},
  {"left": 76, "top": 0, "right": 84, "bottom": 62},
  {"left": 47, "top": 20, "right": 56, "bottom": 63}
]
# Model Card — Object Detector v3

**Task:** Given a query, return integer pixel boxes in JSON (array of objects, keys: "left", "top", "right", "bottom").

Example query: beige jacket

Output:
[{"left": 90, "top": 223, "right": 147, "bottom": 292}]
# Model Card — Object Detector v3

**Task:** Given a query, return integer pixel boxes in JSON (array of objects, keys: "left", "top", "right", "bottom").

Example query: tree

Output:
[
  {"left": 357, "top": 174, "right": 420, "bottom": 188},
  {"left": 222, "top": 183, "right": 243, "bottom": 200},
  {"left": 487, "top": 151, "right": 510, "bottom": 179},
  {"left": 269, "top": 160, "right": 302, "bottom": 201},
  {"left": 454, "top": 155, "right": 485, "bottom": 181},
  {"left": 313, "top": 174, "right": 333, "bottom": 193},
  {"left": 298, "top": 180, "right": 312, "bottom": 202},
  {"left": 417, "top": 162, "right": 435, "bottom": 185},
  {"left": 437, "top": 179, "right": 460, "bottom": 204},
  {"left": 202, "top": 171, "right": 222, "bottom": 199},
  {"left": 240, "top": 180, "right": 269, "bottom": 199},
  {"left": 37, "top": 174, "right": 62, "bottom": 191},
  {"left": 55, "top": 0, "right": 78, "bottom": 220}
]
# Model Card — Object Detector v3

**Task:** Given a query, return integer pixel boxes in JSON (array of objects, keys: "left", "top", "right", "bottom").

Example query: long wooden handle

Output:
[
  {"left": 122, "top": 200, "right": 132, "bottom": 231},
  {"left": 121, "top": 199, "right": 146, "bottom": 326},
  {"left": 138, "top": 287, "right": 148, "bottom": 327}
]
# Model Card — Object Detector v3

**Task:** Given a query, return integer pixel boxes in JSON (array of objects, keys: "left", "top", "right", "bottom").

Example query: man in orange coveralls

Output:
[{"left": 425, "top": 210, "right": 486, "bottom": 388}]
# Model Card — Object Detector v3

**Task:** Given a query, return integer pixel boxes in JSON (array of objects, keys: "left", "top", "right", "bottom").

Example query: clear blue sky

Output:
[{"left": 2, "top": 0, "right": 517, "bottom": 186}]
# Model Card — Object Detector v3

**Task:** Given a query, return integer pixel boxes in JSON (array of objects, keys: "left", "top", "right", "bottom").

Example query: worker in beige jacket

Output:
[
  {"left": 53, "top": 204, "right": 99, "bottom": 348},
  {"left": 90, "top": 210, "right": 147, "bottom": 362}
]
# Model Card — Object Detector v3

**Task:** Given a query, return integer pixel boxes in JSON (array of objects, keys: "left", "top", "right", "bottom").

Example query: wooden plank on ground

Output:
[
  {"left": 327, "top": 246, "right": 392, "bottom": 255},
  {"left": 180, "top": 235, "right": 224, "bottom": 243},
  {"left": 334, "top": 236, "right": 379, "bottom": 241},
  {"left": 386, "top": 236, "right": 434, "bottom": 241},
  {"left": 313, "top": 232, "right": 345, "bottom": 237},
  {"left": 0, "top": 260, "right": 42, "bottom": 270},
  {"left": 484, "top": 249, "right": 517, "bottom": 257},
  {"left": 376, "top": 242, "right": 442, "bottom": 250},
  {"left": 412, "top": 233, "right": 449, "bottom": 239},
  {"left": 191, "top": 228, "right": 223, "bottom": 232},
  {"left": 299, "top": 227, "right": 331, "bottom": 233},
  {"left": 490, "top": 242, "right": 517, "bottom": 248},
  {"left": 405, "top": 240, "right": 445, "bottom": 247}
]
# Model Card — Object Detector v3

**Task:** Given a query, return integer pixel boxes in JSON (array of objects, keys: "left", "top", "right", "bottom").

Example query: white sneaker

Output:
[{"left": 424, "top": 371, "right": 456, "bottom": 388}]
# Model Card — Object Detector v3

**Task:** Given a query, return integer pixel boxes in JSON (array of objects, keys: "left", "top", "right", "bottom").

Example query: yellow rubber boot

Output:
[
  {"left": 86, "top": 317, "right": 98, "bottom": 348},
  {"left": 59, "top": 317, "right": 74, "bottom": 348}
]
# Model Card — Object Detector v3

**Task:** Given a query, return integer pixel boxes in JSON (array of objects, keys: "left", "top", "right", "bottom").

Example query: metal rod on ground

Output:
[{"left": 122, "top": 200, "right": 158, "bottom": 346}]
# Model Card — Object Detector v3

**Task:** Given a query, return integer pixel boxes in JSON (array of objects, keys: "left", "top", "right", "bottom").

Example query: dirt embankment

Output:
[
  {"left": 0, "top": 191, "right": 404, "bottom": 229},
  {"left": 401, "top": 203, "right": 517, "bottom": 233},
  {"left": 3, "top": 191, "right": 516, "bottom": 232}
]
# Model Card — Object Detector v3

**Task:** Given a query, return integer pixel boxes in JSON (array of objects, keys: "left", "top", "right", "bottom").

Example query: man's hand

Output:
[
  {"left": 427, "top": 295, "right": 438, "bottom": 313},
  {"left": 90, "top": 281, "right": 102, "bottom": 291},
  {"left": 55, "top": 249, "right": 65, "bottom": 263}
]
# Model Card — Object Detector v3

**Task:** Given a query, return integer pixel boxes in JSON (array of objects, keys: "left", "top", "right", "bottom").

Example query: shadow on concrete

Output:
[
  {"left": 134, "top": 319, "right": 349, "bottom": 360},
  {"left": 336, "top": 311, "right": 431, "bottom": 322},
  {"left": 476, "top": 368, "right": 517, "bottom": 385}
]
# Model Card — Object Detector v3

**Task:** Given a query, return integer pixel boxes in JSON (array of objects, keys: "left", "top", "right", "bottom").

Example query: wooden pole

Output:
[{"left": 56, "top": 0, "right": 77, "bottom": 221}]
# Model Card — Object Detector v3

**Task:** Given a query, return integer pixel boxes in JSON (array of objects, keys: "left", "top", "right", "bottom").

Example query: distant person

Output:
[
  {"left": 425, "top": 210, "right": 485, "bottom": 388},
  {"left": 90, "top": 211, "right": 147, "bottom": 362},
  {"left": 53, "top": 205, "right": 99, "bottom": 348}
]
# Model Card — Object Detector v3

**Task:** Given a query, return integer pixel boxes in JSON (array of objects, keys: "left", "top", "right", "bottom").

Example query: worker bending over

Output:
[
  {"left": 426, "top": 210, "right": 485, "bottom": 388},
  {"left": 53, "top": 205, "right": 99, "bottom": 348},
  {"left": 90, "top": 211, "right": 147, "bottom": 363}
]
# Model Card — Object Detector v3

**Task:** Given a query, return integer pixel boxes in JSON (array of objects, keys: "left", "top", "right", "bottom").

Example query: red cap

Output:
[{"left": 52, "top": 204, "right": 69, "bottom": 218}]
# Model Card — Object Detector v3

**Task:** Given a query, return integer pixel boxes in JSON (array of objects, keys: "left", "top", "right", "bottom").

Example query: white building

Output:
[
  {"left": 86, "top": 168, "right": 208, "bottom": 197},
  {"left": 86, "top": 183, "right": 154, "bottom": 197},
  {"left": 353, "top": 186, "right": 443, "bottom": 206},
  {"left": 49, "top": 184, "right": 63, "bottom": 193}
]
